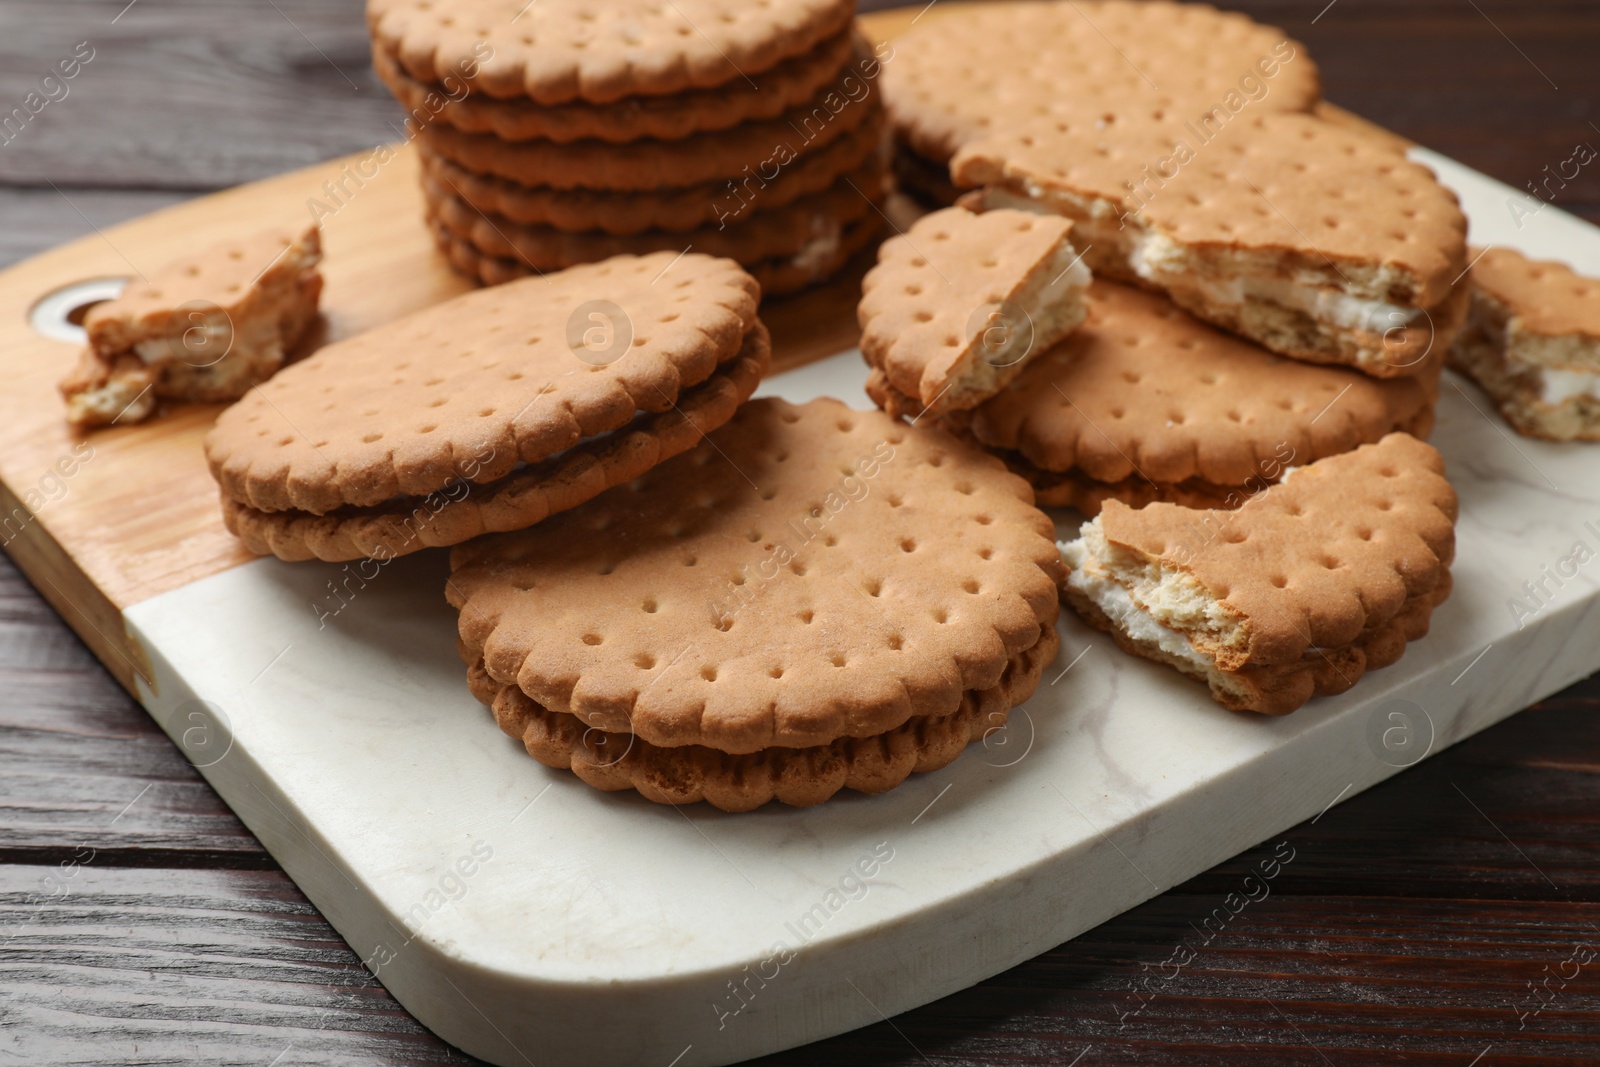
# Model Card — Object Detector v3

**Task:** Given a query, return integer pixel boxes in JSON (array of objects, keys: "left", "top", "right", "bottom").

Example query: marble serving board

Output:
[{"left": 111, "top": 149, "right": 1600, "bottom": 1067}]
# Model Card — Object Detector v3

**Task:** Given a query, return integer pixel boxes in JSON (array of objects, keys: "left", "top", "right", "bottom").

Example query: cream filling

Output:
[
  {"left": 790, "top": 220, "right": 842, "bottom": 275},
  {"left": 1060, "top": 524, "right": 1222, "bottom": 675},
  {"left": 1526, "top": 363, "right": 1600, "bottom": 405},
  {"left": 987, "top": 185, "right": 1420, "bottom": 336}
]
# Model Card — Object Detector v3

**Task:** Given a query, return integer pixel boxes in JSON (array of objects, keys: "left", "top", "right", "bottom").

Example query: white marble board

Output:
[{"left": 121, "top": 150, "right": 1600, "bottom": 1066}]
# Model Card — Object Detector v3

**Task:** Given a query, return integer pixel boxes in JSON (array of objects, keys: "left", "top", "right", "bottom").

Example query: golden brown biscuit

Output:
[
  {"left": 1060, "top": 433, "right": 1457, "bottom": 714},
  {"left": 368, "top": 0, "right": 856, "bottom": 104},
  {"left": 955, "top": 282, "right": 1439, "bottom": 510},
  {"left": 954, "top": 110, "right": 1468, "bottom": 377},
  {"left": 206, "top": 251, "right": 759, "bottom": 521},
  {"left": 62, "top": 225, "right": 322, "bottom": 428},
  {"left": 1450, "top": 247, "right": 1600, "bottom": 441},
  {"left": 448, "top": 397, "right": 1065, "bottom": 756}
]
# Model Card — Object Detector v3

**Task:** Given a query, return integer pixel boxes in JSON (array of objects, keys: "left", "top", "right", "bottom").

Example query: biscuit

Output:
[
  {"left": 429, "top": 210, "right": 884, "bottom": 297},
  {"left": 1449, "top": 247, "right": 1600, "bottom": 441},
  {"left": 469, "top": 625, "right": 1058, "bottom": 811},
  {"left": 859, "top": 206, "right": 1088, "bottom": 419},
  {"left": 368, "top": 0, "right": 856, "bottom": 105},
  {"left": 415, "top": 68, "right": 880, "bottom": 190},
  {"left": 448, "top": 396, "right": 1065, "bottom": 757},
  {"left": 424, "top": 154, "right": 882, "bottom": 268},
  {"left": 205, "top": 251, "right": 759, "bottom": 519},
  {"left": 61, "top": 225, "right": 322, "bottom": 428},
  {"left": 374, "top": 25, "right": 857, "bottom": 144},
  {"left": 955, "top": 281, "right": 1439, "bottom": 513},
  {"left": 414, "top": 102, "right": 885, "bottom": 234},
  {"left": 884, "top": 0, "right": 1320, "bottom": 166},
  {"left": 222, "top": 326, "right": 768, "bottom": 561},
  {"left": 954, "top": 110, "right": 1468, "bottom": 378},
  {"left": 1059, "top": 433, "right": 1457, "bottom": 715}
]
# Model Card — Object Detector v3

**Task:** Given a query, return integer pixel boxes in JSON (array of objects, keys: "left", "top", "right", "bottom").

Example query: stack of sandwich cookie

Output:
[
  {"left": 368, "top": 0, "right": 888, "bottom": 295},
  {"left": 882, "top": 0, "right": 1320, "bottom": 205},
  {"left": 954, "top": 109, "right": 1469, "bottom": 377},
  {"left": 858, "top": 205, "right": 1090, "bottom": 421},
  {"left": 60, "top": 226, "right": 322, "bottom": 428},
  {"left": 205, "top": 252, "right": 767, "bottom": 562},
  {"left": 1060, "top": 434, "right": 1457, "bottom": 715},
  {"left": 954, "top": 281, "right": 1439, "bottom": 514},
  {"left": 449, "top": 397, "right": 1065, "bottom": 811},
  {"left": 1451, "top": 247, "right": 1600, "bottom": 441}
]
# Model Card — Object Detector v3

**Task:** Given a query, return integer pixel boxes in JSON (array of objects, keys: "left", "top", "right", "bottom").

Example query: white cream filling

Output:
[
  {"left": 1527, "top": 364, "right": 1600, "bottom": 405},
  {"left": 790, "top": 220, "right": 842, "bottom": 275},
  {"left": 988, "top": 185, "right": 1420, "bottom": 335},
  {"left": 1060, "top": 535, "right": 1214, "bottom": 674}
]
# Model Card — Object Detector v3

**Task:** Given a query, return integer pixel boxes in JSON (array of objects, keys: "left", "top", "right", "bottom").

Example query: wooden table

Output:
[{"left": 3, "top": 1, "right": 1598, "bottom": 1063}]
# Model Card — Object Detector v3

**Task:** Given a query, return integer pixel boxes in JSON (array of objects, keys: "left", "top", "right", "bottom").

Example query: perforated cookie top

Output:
[
  {"left": 859, "top": 205, "right": 1079, "bottom": 411},
  {"left": 205, "top": 252, "right": 758, "bottom": 514},
  {"left": 86, "top": 225, "right": 321, "bottom": 355},
  {"left": 954, "top": 110, "right": 1467, "bottom": 308},
  {"left": 884, "top": 0, "right": 1319, "bottom": 163},
  {"left": 1470, "top": 246, "right": 1600, "bottom": 341},
  {"left": 968, "top": 281, "right": 1437, "bottom": 486},
  {"left": 448, "top": 397, "right": 1064, "bottom": 753},
  {"left": 368, "top": 0, "right": 856, "bottom": 104},
  {"left": 1099, "top": 432, "right": 1457, "bottom": 667}
]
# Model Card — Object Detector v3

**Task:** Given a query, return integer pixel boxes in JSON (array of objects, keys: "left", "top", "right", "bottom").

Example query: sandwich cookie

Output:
[
  {"left": 1060, "top": 433, "right": 1457, "bottom": 715},
  {"left": 206, "top": 252, "right": 765, "bottom": 561},
  {"left": 449, "top": 397, "right": 1065, "bottom": 810},
  {"left": 859, "top": 205, "right": 1089, "bottom": 421},
  {"left": 961, "top": 281, "right": 1439, "bottom": 514},
  {"left": 61, "top": 225, "right": 322, "bottom": 428},
  {"left": 368, "top": 0, "right": 856, "bottom": 104},
  {"left": 954, "top": 110, "right": 1468, "bottom": 378},
  {"left": 1450, "top": 246, "right": 1600, "bottom": 441}
]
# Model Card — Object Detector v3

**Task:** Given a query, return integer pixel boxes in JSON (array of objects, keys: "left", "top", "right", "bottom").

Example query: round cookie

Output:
[
  {"left": 374, "top": 25, "right": 857, "bottom": 144},
  {"left": 448, "top": 397, "right": 1065, "bottom": 754},
  {"left": 962, "top": 281, "right": 1439, "bottom": 507},
  {"left": 471, "top": 625, "right": 1058, "bottom": 811},
  {"left": 415, "top": 102, "right": 885, "bottom": 234},
  {"left": 424, "top": 155, "right": 883, "bottom": 268},
  {"left": 415, "top": 71, "right": 880, "bottom": 190},
  {"left": 429, "top": 211, "right": 885, "bottom": 297},
  {"left": 205, "top": 251, "right": 759, "bottom": 515},
  {"left": 883, "top": 0, "right": 1320, "bottom": 165},
  {"left": 222, "top": 325, "right": 768, "bottom": 561},
  {"left": 369, "top": 0, "right": 856, "bottom": 105}
]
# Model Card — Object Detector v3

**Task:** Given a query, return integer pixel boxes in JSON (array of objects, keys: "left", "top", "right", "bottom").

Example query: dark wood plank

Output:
[
  {"left": 0, "top": 0, "right": 399, "bottom": 190},
  {"left": 0, "top": 864, "right": 487, "bottom": 1065}
]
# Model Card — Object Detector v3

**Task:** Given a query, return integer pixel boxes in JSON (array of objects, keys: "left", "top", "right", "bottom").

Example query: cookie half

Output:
[
  {"left": 954, "top": 111, "right": 1468, "bottom": 378},
  {"left": 1060, "top": 433, "right": 1457, "bottom": 715},
  {"left": 449, "top": 397, "right": 1065, "bottom": 763},
  {"left": 374, "top": 25, "right": 857, "bottom": 144},
  {"left": 960, "top": 281, "right": 1439, "bottom": 513},
  {"left": 369, "top": 0, "right": 856, "bottom": 105},
  {"left": 859, "top": 206, "right": 1088, "bottom": 419},
  {"left": 1450, "top": 246, "right": 1600, "bottom": 441},
  {"left": 63, "top": 225, "right": 323, "bottom": 427},
  {"left": 206, "top": 251, "right": 759, "bottom": 523}
]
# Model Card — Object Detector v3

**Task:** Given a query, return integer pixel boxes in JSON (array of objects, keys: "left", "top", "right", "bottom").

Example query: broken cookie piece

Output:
[
  {"left": 60, "top": 225, "right": 322, "bottom": 428},
  {"left": 859, "top": 205, "right": 1089, "bottom": 420},
  {"left": 952, "top": 110, "right": 1467, "bottom": 379},
  {"left": 1450, "top": 246, "right": 1600, "bottom": 441},
  {"left": 1059, "top": 433, "right": 1457, "bottom": 715}
]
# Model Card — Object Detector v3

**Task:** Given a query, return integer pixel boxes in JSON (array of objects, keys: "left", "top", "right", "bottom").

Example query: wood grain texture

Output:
[{"left": 2, "top": 0, "right": 1600, "bottom": 1064}]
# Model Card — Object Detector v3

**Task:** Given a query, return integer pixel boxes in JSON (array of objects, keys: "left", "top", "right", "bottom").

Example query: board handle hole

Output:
[{"left": 29, "top": 277, "right": 129, "bottom": 344}]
